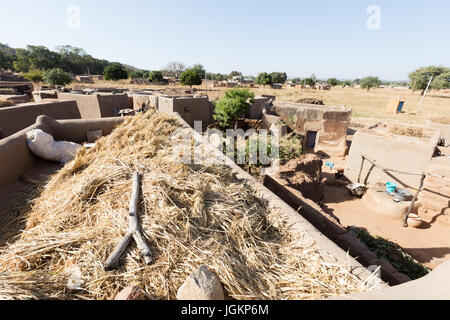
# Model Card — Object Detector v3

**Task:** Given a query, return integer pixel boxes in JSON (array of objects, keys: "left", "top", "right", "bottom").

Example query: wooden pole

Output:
[
  {"left": 105, "top": 171, "right": 152, "bottom": 270},
  {"left": 417, "top": 76, "right": 434, "bottom": 111},
  {"left": 402, "top": 174, "right": 426, "bottom": 227}
]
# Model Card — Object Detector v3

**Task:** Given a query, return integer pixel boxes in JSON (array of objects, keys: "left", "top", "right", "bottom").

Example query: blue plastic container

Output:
[{"left": 386, "top": 182, "right": 397, "bottom": 194}]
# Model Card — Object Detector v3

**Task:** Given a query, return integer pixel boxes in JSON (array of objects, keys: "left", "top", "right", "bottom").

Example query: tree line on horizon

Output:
[{"left": 0, "top": 43, "right": 448, "bottom": 92}]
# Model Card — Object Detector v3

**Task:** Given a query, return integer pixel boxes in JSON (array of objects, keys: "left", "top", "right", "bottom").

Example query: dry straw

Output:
[{"left": 0, "top": 110, "right": 369, "bottom": 300}]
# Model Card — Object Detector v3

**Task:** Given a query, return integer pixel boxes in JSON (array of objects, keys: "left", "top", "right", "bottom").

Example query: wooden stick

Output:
[
  {"left": 402, "top": 174, "right": 426, "bottom": 227},
  {"left": 105, "top": 171, "right": 152, "bottom": 270}
]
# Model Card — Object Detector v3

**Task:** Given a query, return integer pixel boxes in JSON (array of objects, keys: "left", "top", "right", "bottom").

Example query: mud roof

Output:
[{"left": 273, "top": 101, "right": 351, "bottom": 112}]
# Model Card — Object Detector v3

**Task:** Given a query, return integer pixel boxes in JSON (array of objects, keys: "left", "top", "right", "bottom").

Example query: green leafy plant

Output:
[
  {"left": 213, "top": 88, "right": 255, "bottom": 129},
  {"left": 43, "top": 68, "right": 72, "bottom": 86},
  {"left": 279, "top": 135, "right": 303, "bottom": 163},
  {"left": 23, "top": 69, "right": 44, "bottom": 83},
  {"left": 348, "top": 227, "right": 430, "bottom": 280},
  {"left": 103, "top": 63, "right": 128, "bottom": 81}
]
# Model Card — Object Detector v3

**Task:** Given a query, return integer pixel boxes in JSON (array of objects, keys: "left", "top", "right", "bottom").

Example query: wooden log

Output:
[{"left": 104, "top": 171, "right": 152, "bottom": 270}]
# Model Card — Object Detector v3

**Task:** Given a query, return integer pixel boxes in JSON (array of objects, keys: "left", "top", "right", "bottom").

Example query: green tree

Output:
[
  {"left": 43, "top": 68, "right": 72, "bottom": 86},
  {"left": 13, "top": 48, "right": 33, "bottom": 72},
  {"left": 103, "top": 63, "right": 128, "bottom": 81},
  {"left": 0, "top": 44, "right": 16, "bottom": 70},
  {"left": 409, "top": 66, "right": 449, "bottom": 94},
  {"left": 213, "top": 88, "right": 255, "bottom": 128},
  {"left": 191, "top": 64, "right": 206, "bottom": 79},
  {"left": 304, "top": 78, "right": 316, "bottom": 87},
  {"left": 148, "top": 70, "right": 164, "bottom": 83},
  {"left": 255, "top": 72, "right": 272, "bottom": 87},
  {"left": 180, "top": 69, "right": 202, "bottom": 88},
  {"left": 229, "top": 71, "right": 242, "bottom": 79},
  {"left": 360, "top": 76, "right": 381, "bottom": 91},
  {"left": 327, "top": 78, "right": 339, "bottom": 86},
  {"left": 23, "top": 69, "right": 44, "bottom": 82},
  {"left": 269, "top": 72, "right": 287, "bottom": 84},
  {"left": 130, "top": 71, "right": 145, "bottom": 79},
  {"left": 432, "top": 71, "right": 450, "bottom": 90}
]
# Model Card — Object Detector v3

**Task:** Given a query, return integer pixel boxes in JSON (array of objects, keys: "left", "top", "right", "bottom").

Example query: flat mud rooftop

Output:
[{"left": 0, "top": 111, "right": 376, "bottom": 300}]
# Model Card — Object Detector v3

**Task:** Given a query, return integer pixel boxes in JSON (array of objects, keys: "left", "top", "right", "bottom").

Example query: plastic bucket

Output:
[{"left": 386, "top": 182, "right": 397, "bottom": 194}]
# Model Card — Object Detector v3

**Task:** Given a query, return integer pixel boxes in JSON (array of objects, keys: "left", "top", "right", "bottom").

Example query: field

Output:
[{"left": 69, "top": 80, "right": 450, "bottom": 127}]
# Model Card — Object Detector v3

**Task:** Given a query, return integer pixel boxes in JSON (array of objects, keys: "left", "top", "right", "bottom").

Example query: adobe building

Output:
[
  {"left": 158, "top": 95, "right": 214, "bottom": 130},
  {"left": 427, "top": 117, "right": 450, "bottom": 147},
  {"left": 132, "top": 91, "right": 162, "bottom": 111},
  {"left": 58, "top": 92, "right": 130, "bottom": 118},
  {"left": 344, "top": 123, "right": 441, "bottom": 189},
  {"left": 246, "top": 96, "right": 273, "bottom": 120},
  {"left": 0, "top": 101, "right": 81, "bottom": 139},
  {"left": 265, "top": 101, "right": 351, "bottom": 157}
]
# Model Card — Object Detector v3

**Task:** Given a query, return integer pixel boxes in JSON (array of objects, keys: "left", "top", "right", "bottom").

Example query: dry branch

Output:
[{"left": 105, "top": 171, "right": 152, "bottom": 270}]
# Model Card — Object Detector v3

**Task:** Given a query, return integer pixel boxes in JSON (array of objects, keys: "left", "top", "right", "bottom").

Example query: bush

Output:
[
  {"left": 43, "top": 68, "right": 72, "bottom": 86},
  {"left": 180, "top": 69, "right": 202, "bottom": 88},
  {"left": 23, "top": 69, "right": 44, "bottom": 83},
  {"left": 103, "top": 63, "right": 128, "bottom": 81},
  {"left": 148, "top": 71, "right": 164, "bottom": 83},
  {"left": 279, "top": 135, "right": 303, "bottom": 163},
  {"left": 213, "top": 88, "right": 255, "bottom": 128}
]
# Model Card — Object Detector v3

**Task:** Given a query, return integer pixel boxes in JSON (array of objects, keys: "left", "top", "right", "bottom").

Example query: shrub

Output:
[
  {"left": 279, "top": 135, "right": 303, "bottom": 163},
  {"left": 23, "top": 69, "right": 44, "bottom": 83},
  {"left": 43, "top": 68, "right": 72, "bottom": 86},
  {"left": 213, "top": 88, "right": 255, "bottom": 128},
  {"left": 103, "top": 63, "right": 128, "bottom": 81}
]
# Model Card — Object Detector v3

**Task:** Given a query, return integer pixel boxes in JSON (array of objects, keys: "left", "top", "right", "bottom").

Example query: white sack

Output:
[{"left": 26, "top": 129, "right": 82, "bottom": 164}]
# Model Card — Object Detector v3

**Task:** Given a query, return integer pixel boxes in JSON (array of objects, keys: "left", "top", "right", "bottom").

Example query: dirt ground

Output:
[{"left": 320, "top": 160, "right": 450, "bottom": 271}]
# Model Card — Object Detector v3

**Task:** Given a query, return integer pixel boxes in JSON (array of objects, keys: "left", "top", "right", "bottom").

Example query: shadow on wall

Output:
[{"left": 0, "top": 101, "right": 82, "bottom": 139}]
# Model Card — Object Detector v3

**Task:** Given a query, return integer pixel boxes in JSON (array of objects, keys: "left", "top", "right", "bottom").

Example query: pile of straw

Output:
[{"left": 0, "top": 110, "right": 369, "bottom": 300}]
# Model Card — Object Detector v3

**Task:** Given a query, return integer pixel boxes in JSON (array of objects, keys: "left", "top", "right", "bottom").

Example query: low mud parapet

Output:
[
  {"left": 263, "top": 174, "right": 412, "bottom": 285},
  {"left": 0, "top": 115, "right": 124, "bottom": 190}
]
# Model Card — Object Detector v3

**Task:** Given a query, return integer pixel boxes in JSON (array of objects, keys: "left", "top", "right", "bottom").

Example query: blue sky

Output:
[{"left": 0, "top": 0, "right": 449, "bottom": 80}]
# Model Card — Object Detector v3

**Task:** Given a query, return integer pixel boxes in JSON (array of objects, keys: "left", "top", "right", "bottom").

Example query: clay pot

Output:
[{"left": 407, "top": 214, "right": 423, "bottom": 228}]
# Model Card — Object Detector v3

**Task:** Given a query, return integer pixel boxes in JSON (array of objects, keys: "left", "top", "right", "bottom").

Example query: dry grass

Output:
[
  {"left": 390, "top": 127, "right": 425, "bottom": 138},
  {"left": 0, "top": 110, "right": 370, "bottom": 300}
]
